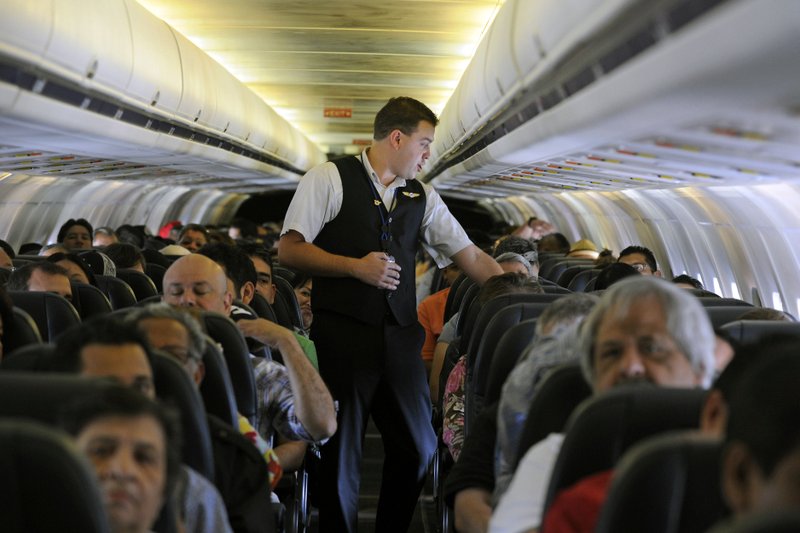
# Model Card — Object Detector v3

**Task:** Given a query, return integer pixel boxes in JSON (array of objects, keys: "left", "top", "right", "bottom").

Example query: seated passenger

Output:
[
  {"left": 442, "top": 272, "right": 543, "bottom": 461},
  {"left": 7, "top": 261, "right": 73, "bottom": 301},
  {"left": 537, "top": 232, "right": 570, "bottom": 254},
  {"left": 447, "top": 293, "right": 598, "bottom": 533},
  {"left": 567, "top": 238, "right": 599, "bottom": 260},
  {"left": 57, "top": 218, "right": 93, "bottom": 251},
  {"left": 672, "top": 273, "right": 703, "bottom": 289},
  {"left": 103, "top": 243, "right": 147, "bottom": 273},
  {"left": 541, "top": 331, "right": 755, "bottom": 533},
  {"left": 162, "top": 254, "right": 337, "bottom": 447},
  {"left": 51, "top": 316, "right": 233, "bottom": 533},
  {"left": 493, "top": 236, "right": 540, "bottom": 278},
  {"left": 59, "top": 386, "right": 181, "bottom": 533},
  {"left": 418, "top": 265, "right": 461, "bottom": 371},
  {"left": 178, "top": 224, "right": 209, "bottom": 253},
  {"left": 716, "top": 337, "right": 800, "bottom": 528},
  {"left": 47, "top": 252, "right": 96, "bottom": 285},
  {"left": 494, "top": 294, "right": 599, "bottom": 500},
  {"left": 238, "top": 242, "right": 277, "bottom": 305},
  {"left": 593, "top": 262, "right": 640, "bottom": 291},
  {"left": 617, "top": 245, "right": 662, "bottom": 277},
  {"left": 93, "top": 226, "right": 119, "bottom": 247},
  {"left": 129, "top": 304, "right": 277, "bottom": 531},
  {"left": 510, "top": 218, "right": 556, "bottom": 241},
  {"left": 490, "top": 277, "right": 714, "bottom": 533},
  {"left": 290, "top": 270, "right": 313, "bottom": 332}
]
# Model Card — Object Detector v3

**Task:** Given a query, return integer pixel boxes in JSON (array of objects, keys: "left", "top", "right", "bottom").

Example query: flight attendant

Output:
[{"left": 279, "top": 97, "right": 502, "bottom": 532}]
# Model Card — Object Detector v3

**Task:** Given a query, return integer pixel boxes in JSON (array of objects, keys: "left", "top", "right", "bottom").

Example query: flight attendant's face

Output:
[{"left": 394, "top": 120, "right": 435, "bottom": 180}]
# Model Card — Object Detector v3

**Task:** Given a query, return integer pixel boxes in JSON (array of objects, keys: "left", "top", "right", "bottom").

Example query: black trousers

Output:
[{"left": 312, "top": 310, "right": 436, "bottom": 532}]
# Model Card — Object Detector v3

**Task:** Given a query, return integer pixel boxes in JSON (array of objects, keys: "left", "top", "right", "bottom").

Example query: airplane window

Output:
[
  {"left": 730, "top": 283, "right": 741, "bottom": 300},
  {"left": 712, "top": 278, "right": 723, "bottom": 297},
  {"left": 772, "top": 293, "right": 784, "bottom": 311}
]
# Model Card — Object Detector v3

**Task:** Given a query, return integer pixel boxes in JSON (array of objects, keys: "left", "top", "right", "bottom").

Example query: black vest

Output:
[{"left": 313, "top": 155, "right": 426, "bottom": 326}]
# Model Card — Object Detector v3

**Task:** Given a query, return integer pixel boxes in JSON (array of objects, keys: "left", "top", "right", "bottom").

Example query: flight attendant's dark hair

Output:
[{"left": 373, "top": 96, "right": 439, "bottom": 140}]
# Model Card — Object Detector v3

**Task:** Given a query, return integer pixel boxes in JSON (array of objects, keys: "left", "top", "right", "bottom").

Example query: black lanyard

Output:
[{"left": 360, "top": 154, "right": 397, "bottom": 253}]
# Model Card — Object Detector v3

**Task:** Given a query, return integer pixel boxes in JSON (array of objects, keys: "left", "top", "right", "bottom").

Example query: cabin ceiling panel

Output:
[{"left": 135, "top": 0, "right": 504, "bottom": 155}]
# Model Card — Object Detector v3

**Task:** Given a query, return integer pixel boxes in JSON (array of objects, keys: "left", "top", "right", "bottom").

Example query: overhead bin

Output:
[
  {"left": 426, "top": 0, "right": 800, "bottom": 198},
  {"left": 125, "top": 0, "right": 182, "bottom": 112},
  {"left": 44, "top": 0, "right": 133, "bottom": 97},
  {"left": 0, "top": 0, "right": 325, "bottom": 188}
]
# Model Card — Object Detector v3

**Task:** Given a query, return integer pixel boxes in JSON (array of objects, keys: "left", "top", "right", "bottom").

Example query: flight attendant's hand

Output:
[{"left": 353, "top": 251, "right": 401, "bottom": 290}]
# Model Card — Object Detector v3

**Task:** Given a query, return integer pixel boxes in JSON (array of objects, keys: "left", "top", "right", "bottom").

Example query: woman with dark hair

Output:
[
  {"left": 291, "top": 271, "right": 314, "bottom": 331},
  {"left": 47, "top": 252, "right": 97, "bottom": 286},
  {"left": 57, "top": 218, "right": 93, "bottom": 251}
]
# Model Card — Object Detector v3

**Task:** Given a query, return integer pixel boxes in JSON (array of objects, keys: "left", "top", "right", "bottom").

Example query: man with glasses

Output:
[
  {"left": 618, "top": 245, "right": 663, "bottom": 277},
  {"left": 279, "top": 96, "right": 503, "bottom": 532}
]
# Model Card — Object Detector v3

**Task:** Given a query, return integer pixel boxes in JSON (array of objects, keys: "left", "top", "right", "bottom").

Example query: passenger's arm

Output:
[
  {"left": 238, "top": 318, "right": 337, "bottom": 440},
  {"left": 451, "top": 244, "right": 503, "bottom": 285},
  {"left": 273, "top": 437, "right": 307, "bottom": 473},
  {"left": 279, "top": 230, "right": 401, "bottom": 289},
  {"left": 454, "top": 488, "right": 492, "bottom": 533}
]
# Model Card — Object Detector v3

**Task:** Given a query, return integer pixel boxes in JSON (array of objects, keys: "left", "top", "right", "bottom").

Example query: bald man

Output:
[{"left": 162, "top": 255, "right": 336, "bottom": 445}]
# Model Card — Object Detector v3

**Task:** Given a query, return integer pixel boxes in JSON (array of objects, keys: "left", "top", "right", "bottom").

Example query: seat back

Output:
[
  {"left": 249, "top": 293, "right": 278, "bottom": 322},
  {"left": 464, "top": 292, "right": 563, "bottom": 357},
  {"left": 705, "top": 306, "right": 759, "bottom": 328},
  {"left": 543, "top": 387, "right": 708, "bottom": 514},
  {"left": 2, "top": 342, "right": 54, "bottom": 371},
  {"left": 541, "top": 283, "right": 573, "bottom": 294},
  {"left": 272, "top": 273, "right": 304, "bottom": 330},
  {"left": 540, "top": 258, "right": 595, "bottom": 282},
  {"left": 514, "top": 364, "right": 591, "bottom": 470},
  {"left": 465, "top": 303, "right": 550, "bottom": 434},
  {"left": 485, "top": 318, "right": 538, "bottom": 405},
  {"left": 151, "top": 351, "right": 215, "bottom": 482},
  {"left": 595, "top": 433, "right": 726, "bottom": 533},
  {"left": 721, "top": 319, "right": 800, "bottom": 345},
  {"left": 455, "top": 282, "right": 481, "bottom": 343},
  {"left": 449, "top": 275, "right": 477, "bottom": 326},
  {"left": 144, "top": 263, "right": 166, "bottom": 293},
  {"left": 203, "top": 312, "right": 258, "bottom": 424},
  {"left": 198, "top": 336, "right": 239, "bottom": 428},
  {"left": 697, "top": 297, "right": 753, "bottom": 307},
  {"left": 95, "top": 275, "right": 138, "bottom": 309},
  {"left": 567, "top": 268, "right": 601, "bottom": 292},
  {"left": 3, "top": 307, "right": 43, "bottom": 354},
  {"left": 7, "top": 291, "right": 81, "bottom": 342},
  {"left": 115, "top": 269, "right": 159, "bottom": 301},
  {"left": 443, "top": 273, "right": 468, "bottom": 322},
  {"left": 71, "top": 282, "right": 113, "bottom": 319},
  {"left": 556, "top": 264, "right": 596, "bottom": 288},
  {"left": 0, "top": 420, "right": 111, "bottom": 533}
]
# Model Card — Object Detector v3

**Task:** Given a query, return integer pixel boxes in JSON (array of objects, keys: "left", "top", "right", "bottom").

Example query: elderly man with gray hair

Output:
[{"left": 490, "top": 276, "right": 715, "bottom": 533}]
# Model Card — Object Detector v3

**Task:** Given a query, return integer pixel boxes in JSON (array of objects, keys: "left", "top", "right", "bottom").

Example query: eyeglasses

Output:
[{"left": 629, "top": 263, "right": 651, "bottom": 273}]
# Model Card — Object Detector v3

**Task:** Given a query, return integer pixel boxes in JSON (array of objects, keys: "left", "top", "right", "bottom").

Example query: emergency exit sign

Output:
[{"left": 323, "top": 107, "right": 352, "bottom": 118}]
